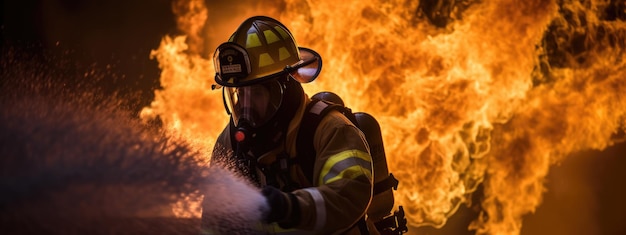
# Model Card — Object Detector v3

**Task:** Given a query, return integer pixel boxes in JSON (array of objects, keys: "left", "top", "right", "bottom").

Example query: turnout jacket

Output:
[{"left": 211, "top": 93, "right": 374, "bottom": 235}]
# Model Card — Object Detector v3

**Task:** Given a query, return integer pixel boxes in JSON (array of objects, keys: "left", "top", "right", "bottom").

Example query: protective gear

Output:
[
  {"left": 211, "top": 93, "right": 374, "bottom": 234},
  {"left": 300, "top": 94, "right": 407, "bottom": 234},
  {"left": 207, "top": 16, "right": 372, "bottom": 235},
  {"left": 224, "top": 80, "right": 284, "bottom": 127},
  {"left": 261, "top": 185, "right": 301, "bottom": 227},
  {"left": 213, "top": 16, "right": 322, "bottom": 161},
  {"left": 213, "top": 16, "right": 321, "bottom": 87},
  {"left": 226, "top": 77, "right": 304, "bottom": 163}
]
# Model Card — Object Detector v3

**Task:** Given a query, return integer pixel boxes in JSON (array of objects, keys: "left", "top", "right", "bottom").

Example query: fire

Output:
[{"left": 141, "top": 0, "right": 626, "bottom": 234}]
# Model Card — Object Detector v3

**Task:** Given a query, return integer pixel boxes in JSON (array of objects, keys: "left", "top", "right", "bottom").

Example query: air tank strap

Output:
[{"left": 373, "top": 173, "right": 399, "bottom": 195}]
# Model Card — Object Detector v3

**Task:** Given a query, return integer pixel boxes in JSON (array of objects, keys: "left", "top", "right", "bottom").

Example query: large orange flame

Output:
[{"left": 141, "top": 0, "right": 626, "bottom": 234}]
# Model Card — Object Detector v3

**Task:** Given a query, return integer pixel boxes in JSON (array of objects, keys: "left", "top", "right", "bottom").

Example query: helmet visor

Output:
[{"left": 224, "top": 80, "right": 284, "bottom": 127}]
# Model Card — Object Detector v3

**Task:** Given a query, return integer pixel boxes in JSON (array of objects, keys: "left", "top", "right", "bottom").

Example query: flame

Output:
[{"left": 141, "top": 0, "right": 626, "bottom": 234}]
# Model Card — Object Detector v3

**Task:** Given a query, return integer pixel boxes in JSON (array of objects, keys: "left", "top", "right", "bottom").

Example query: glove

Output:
[{"left": 261, "top": 186, "right": 301, "bottom": 228}]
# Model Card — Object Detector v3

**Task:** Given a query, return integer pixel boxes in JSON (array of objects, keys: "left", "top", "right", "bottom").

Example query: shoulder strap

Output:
[{"left": 296, "top": 99, "right": 345, "bottom": 184}]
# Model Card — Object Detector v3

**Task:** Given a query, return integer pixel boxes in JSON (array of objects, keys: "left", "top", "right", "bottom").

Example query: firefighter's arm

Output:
[{"left": 292, "top": 112, "right": 374, "bottom": 233}]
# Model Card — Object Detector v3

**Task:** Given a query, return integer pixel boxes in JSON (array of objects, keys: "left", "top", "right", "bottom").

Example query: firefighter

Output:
[{"left": 204, "top": 16, "right": 374, "bottom": 234}]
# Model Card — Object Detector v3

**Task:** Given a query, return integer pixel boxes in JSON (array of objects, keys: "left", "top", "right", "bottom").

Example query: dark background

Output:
[
  {"left": 2, "top": 0, "right": 177, "bottom": 113},
  {"left": 2, "top": 1, "right": 625, "bottom": 234}
]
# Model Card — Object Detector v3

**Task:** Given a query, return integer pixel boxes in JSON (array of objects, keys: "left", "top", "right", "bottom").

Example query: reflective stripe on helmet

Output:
[
  {"left": 279, "top": 47, "right": 291, "bottom": 61},
  {"left": 246, "top": 33, "right": 262, "bottom": 48},
  {"left": 214, "top": 16, "right": 322, "bottom": 87},
  {"left": 254, "top": 29, "right": 294, "bottom": 68},
  {"left": 259, "top": 53, "right": 275, "bottom": 67},
  {"left": 223, "top": 16, "right": 300, "bottom": 83},
  {"left": 274, "top": 26, "right": 290, "bottom": 40},
  {"left": 264, "top": 29, "right": 280, "bottom": 44}
]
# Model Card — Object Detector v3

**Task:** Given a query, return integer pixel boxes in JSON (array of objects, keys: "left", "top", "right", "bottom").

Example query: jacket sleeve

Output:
[{"left": 292, "top": 111, "right": 373, "bottom": 234}]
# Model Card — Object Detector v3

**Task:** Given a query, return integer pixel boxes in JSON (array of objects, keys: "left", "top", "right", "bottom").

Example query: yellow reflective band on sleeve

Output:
[
  {"left": 319, "top": 150, "right": 372, "bottom": 185},
  {"left": 258, "top": 53, "right": 275, "bottom": 67},
  {"left": 278, "top": 47, "right": 291, "bottom": 61},
  {"left": 246, "top": 33, "right": 262, "bottom": 48},
  {"left": 264, "top": 29, "right": 280, "bottom": 44}
]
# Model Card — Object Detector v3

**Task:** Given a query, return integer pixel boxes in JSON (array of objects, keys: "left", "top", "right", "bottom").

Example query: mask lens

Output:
[{"left": 224, "top": 80, "right": 283, "bottom": 127}]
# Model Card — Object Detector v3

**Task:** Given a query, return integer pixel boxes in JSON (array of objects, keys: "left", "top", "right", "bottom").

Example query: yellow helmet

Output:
[{"left": 213, "top": 16, "right": 322, "bottom": 87}]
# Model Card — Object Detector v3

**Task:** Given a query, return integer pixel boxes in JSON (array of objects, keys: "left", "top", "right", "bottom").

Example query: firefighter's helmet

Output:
[{"left": 213, "top": 16, "right": 322, "bottom": 87}]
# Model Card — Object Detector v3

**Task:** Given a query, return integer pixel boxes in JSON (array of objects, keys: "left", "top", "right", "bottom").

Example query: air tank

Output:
[
  {"left": 354, "top": 112, "right": 395, "bottom": 221},
  {"left": 311, "top": 91, "right": 344, "bottom": 106}
]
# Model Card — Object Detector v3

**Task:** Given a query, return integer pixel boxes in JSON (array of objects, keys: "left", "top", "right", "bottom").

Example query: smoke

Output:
[
  {"left": 200, "top": 161, "right": 269, "bottom": 235},
  {"left": 0, "top": 46, "right": 269, "bottom": 234}
]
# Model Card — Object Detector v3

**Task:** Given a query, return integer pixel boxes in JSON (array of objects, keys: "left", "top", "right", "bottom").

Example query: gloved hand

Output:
[{"left": 261, "top": 186, "right": 301, "bottom": 228}]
